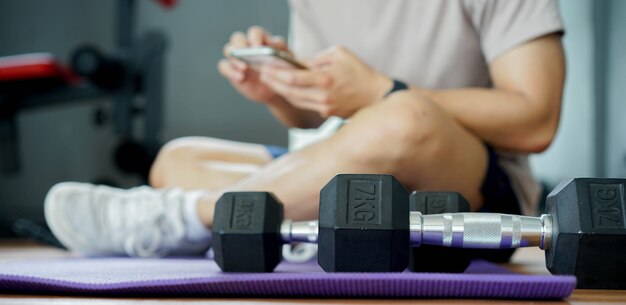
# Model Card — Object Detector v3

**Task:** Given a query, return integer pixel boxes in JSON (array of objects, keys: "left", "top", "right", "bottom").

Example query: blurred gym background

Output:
[{"left": 0, "top": 0, "right": 624, "bottom": 238}]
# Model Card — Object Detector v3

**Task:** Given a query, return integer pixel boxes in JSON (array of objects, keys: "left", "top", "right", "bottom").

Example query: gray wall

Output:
[
  {"left": 137, "top": 0, "right": 289, "bottom": 143},
  {"left": 529, "top": 0, "right": 597, "bottom": 184},
  {"left": 530, "top": 0, "right": 626, "bottom": 184},
  {"left": 605, "top": 0, "right": 626, "bottom": 177}
]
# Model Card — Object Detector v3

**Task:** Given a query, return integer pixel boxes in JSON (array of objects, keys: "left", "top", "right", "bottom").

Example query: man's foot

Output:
[{"left": 45, "top": 182, "right": 211, "bottom": 257}]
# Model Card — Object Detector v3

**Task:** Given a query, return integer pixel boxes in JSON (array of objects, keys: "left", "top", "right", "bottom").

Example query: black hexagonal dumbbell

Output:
[
  {"left": 317, "top": 174, "right": 479, "bottom": 273},
  {"left": 405, "top": 178, "right": 626, "bottom": 289},
  {"left": 213, "top": 174, "right": 626, "bottom": 289},
  {"left": 543, "top": 178, "right": 626, "bottom": 289},
  {"left": 211, "top": 192, "right": 317, "bottom": 272},
  {"left": 211, "top": 192, "right": 283, "bottom": 272},
  {"left": 212, "top": 175, "right": 468, "bottom": 273},
  {"left": 318, "top": 174, "right": 410, "bottom": 272},
  {"left": 322, "top": 174, "right": 626, "bottom": 289},
  {"left": 408, "top": 191, "right": 473, "bottom": 273},
  {"left": 318, "top": 174, "right": 484, "bottom": 273}
]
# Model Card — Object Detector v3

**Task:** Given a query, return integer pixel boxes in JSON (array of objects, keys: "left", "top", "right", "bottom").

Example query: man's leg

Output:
[
  {"left": 45, "top": 91, "right": 489, "bottom": 257},
  {"left": 198, "top": 91, "right": 489, "bottom": 224},
  {"left": 46, "top": 137, "right": 279, "bottom": 257},
  {"left": 150, "top": 137, "right": 276, "bottom": 191}
]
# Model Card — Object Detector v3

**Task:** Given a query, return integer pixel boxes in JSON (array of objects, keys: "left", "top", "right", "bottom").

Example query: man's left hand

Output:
[{"left": 260, "top": 46, "right": 393, "bottom": 119}]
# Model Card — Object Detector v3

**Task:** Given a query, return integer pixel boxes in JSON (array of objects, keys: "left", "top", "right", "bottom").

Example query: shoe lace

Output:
[{"left": 100, "top": 187, "right": 186, "bottom": 257}]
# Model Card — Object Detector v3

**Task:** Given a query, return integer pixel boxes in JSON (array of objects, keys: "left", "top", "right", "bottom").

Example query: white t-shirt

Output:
[{"left": 286, "top": 0, "right": 564, "bottom": 216}]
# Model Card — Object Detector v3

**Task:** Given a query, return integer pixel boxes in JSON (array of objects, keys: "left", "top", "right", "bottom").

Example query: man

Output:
[{"left": 45, "top": 0, "right": 565, "bottom": 258}]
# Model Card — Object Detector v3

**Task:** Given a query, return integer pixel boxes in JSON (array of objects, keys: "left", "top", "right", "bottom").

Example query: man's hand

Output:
[
  {"left": 260, "top": 46, "right": 392, "bottom": 119},
  {"left": 217, "top": 26, "right": 290, "bottom": 105}
]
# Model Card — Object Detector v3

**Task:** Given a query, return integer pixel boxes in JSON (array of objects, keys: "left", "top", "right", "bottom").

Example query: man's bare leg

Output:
[
  {"left": 150, "top": 137, "right": 274, "bottom": 191},
  {"left": 43, "top": 91, "right": 488, "bottom": 258},
  {"left": 197, "top": 91, "right": 489, "bottom": 225}
]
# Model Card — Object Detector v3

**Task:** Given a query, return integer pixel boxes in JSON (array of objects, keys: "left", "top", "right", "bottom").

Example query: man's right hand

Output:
[{"left": 217, "top": 26, "right": 289, "bottom": 105}]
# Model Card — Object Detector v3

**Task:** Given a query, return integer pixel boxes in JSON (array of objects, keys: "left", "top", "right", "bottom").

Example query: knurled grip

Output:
[{"left": 411, "top": 212, "right": 551, "bottom": 249}]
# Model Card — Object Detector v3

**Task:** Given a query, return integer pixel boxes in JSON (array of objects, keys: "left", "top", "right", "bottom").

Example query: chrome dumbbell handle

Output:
[
  {"left": 409, "top": 212, "right": 552, "bottom": 250},
  {"left": 279, "top": 212, "right": 553, "bottom": 250},
  {"left": 281, "top": 220, "right": 319, "bottom": 243}
]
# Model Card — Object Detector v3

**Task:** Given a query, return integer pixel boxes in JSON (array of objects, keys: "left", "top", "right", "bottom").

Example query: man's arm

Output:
[
  {"left": 416, "top": 34, "right": 565, "bottom": 153},
  {"left": 258, "top": 35, "right": 565, "bottom": 150}
]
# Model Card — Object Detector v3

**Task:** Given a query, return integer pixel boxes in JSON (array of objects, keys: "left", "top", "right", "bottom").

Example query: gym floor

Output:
[{"left": 1, "top": 240, "right": 625, "bottom": 304}]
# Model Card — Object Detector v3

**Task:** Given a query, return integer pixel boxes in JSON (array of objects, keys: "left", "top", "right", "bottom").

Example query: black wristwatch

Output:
[{"left": 384, "top": 79, "right": 409, "bottom": 98}]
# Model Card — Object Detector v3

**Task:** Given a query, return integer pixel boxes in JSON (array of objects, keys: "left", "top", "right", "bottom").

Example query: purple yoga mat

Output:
[{"left": 0, "top": 257, "right": 575, "bottom": 299}]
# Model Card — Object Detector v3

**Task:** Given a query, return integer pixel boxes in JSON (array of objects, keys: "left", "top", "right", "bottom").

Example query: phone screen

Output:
[{"left": 229, "top": 47, "right": 307, "bottom": 69}]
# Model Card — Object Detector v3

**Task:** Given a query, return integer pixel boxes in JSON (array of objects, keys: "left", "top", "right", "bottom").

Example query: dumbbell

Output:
[
  {"left": 408, "top": 191, "right": 472, "bottom": 272},
  {"left": 211, "top": 178, "right": 468, "bottom": 273},
  {"left": 211, "top": 192, "right": 317, "bottom": 272},
  {"left": 409, "top": 192, "right": 520, "bottom": 272},
  {"left": 319, "top": 174, "right": 626, "bottom": 289}
]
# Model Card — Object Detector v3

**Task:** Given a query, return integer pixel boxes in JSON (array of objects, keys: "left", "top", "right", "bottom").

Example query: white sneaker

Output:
[
  {"left": 44, "top": 182, "right": 211, "bottom": 257},
  {"left": 282, "top": 243, "right": 317, "bottom": 263}
]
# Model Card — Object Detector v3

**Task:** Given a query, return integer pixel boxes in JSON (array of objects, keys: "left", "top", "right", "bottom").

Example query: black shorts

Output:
[
  {"left": 481, "top": 145, "right": 521, "bottom": 215},
  {"left": 472, "top": 145, "right": 521, "bottom": 262}
]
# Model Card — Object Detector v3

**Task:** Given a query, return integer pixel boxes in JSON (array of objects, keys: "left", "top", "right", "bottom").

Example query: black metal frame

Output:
[{"left": 0, "top": 0, "right": 166, "bottom": 177}]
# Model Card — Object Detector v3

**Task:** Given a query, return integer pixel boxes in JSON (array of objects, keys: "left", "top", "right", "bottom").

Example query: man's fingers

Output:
[
  {"left": 218, "top": 59, "right": 244, "bottom": 83},
  {"left": 261, "top": 66, "right": 332, "bottom": 88},
  {"left": 261, "top": 72, "right": 329, "bottom": 108},
  {"left": 230, "top": 31, "right": 248, "bottom": 47},
  {"left": 224, "top": 31, "right": 249, "bottom": 57},
  {"left": 311, "top": 45, "right": 344, "bottom": 67},
  {"left": 248, "top": 26, "right": 271, "bottom": 47},
  {"left": 268, "top": 36, "right": 288, "bottom": 51},
  {"left": 225, "top": 28, "right": 289, "bottom": 58}
]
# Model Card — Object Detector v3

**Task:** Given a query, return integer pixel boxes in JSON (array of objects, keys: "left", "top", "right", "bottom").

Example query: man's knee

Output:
[
  {"left": 340, "top": 91, "right": 448, "bottom": 169},
  {"left": 149, "top": 137, "right": 205, "bottom": 187},
  {"left": 381, "top": 92, "right": 446, "bottom": 146}
]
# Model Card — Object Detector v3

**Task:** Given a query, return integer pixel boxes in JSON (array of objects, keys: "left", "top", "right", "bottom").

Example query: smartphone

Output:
[{"left": 229, "top": 46, "right": 307, "bottom": 69}]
